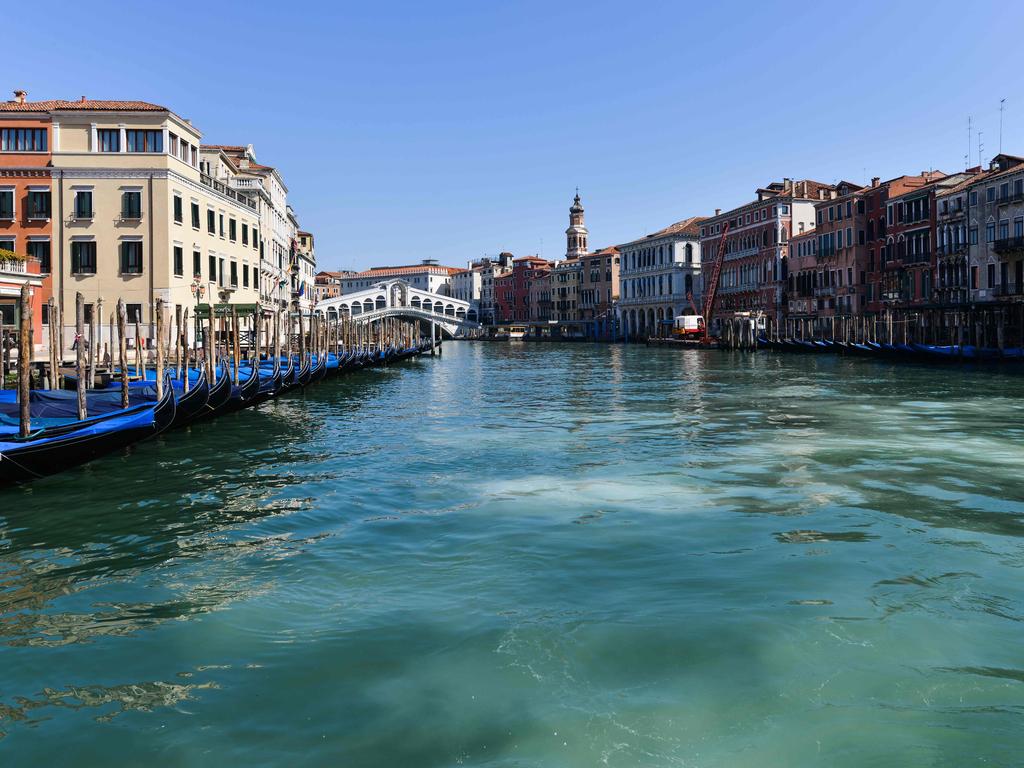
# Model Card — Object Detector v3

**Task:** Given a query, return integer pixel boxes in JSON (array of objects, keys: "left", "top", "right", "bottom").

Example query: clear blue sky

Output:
[{"left": 8, "top": 1, "right": 1022, "bottom": 271}]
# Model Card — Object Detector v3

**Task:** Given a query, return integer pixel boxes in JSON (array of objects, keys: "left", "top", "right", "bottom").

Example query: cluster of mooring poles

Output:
[
  {"left": 0, "top": 290, "right": 437, "bottom": 486},
  {"left": 753, "top": 305, "right": 1024, "bottom": 361}
]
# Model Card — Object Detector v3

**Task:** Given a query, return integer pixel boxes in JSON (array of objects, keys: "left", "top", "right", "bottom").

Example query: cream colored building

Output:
[{"left": 48, "top": 99, "right": 262, "bottom": 346}]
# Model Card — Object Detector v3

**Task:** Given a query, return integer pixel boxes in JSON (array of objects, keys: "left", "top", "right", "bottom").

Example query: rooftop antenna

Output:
[
  {"left": 999, "top": 98, "right": 1006, "bottom": 154},
  {"left": 978, "top": 131, "right": 984, "bottom": 167},
  {"left": 967, "top": 116, "right": 972, "bottom": 170}
]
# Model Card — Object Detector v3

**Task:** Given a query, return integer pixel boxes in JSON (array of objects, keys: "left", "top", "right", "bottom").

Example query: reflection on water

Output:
[{"left": 2, "top": 344, "right": 1024, "bottom": 766}]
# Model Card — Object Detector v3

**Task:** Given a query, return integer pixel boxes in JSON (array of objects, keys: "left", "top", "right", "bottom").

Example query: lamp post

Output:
[{"left": 190, "top": 275, "right": 206, "bottom": 363}]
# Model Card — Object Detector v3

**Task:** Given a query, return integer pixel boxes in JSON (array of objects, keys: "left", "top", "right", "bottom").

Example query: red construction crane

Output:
[{"left": 700, "top": 222, "right": 731, "bottom": 344}]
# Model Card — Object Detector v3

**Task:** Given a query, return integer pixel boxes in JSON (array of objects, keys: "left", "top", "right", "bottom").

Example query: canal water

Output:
[{"left": 2, "top": 343, "right": 1023, "bottom": 766}]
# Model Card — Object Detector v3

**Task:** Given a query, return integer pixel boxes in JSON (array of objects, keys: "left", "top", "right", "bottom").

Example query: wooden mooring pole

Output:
[
  {"left": 75, "top": 292, "right": 87, "bottom": 420},
  {"left": 18, "top": 285, "right": 31, "bottom": 437}
]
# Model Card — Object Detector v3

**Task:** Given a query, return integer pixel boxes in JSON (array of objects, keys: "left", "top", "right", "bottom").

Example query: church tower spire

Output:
[{"left": 565, "top": 189, "right": 588, "bottom": 259}]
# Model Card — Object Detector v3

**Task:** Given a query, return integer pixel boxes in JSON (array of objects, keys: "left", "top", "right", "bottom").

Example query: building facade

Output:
[
  {"left": 699, "top": 180, "right": 831, "bottom": 333},
  {"left": 0, "top": 90, "right": 53, "bottom": 346},
  {"left": 341, "top": 260, "right": 459, "bottom": 295},
  {"left": 966, "top": 155, "right": 1024, "bottom": 303},
  {"left": 577, "top": 246, "right": 619, "bottom": 339},
  {"left": 619, "top": 217, "right": 705, "bottom": 340},
  {"left": 31, "top": 98, "right": 263, "bottom": 347}
]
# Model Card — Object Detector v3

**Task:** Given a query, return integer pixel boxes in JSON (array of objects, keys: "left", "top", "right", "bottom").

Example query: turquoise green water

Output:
[{"left": 2, "top": 342, "right": 1024, "bottom": 766}]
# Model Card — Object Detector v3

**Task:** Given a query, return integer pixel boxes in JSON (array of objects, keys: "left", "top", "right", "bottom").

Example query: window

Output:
[
  {"left": 28, "top": 240, "right": 50, "bottom": 273},
  {"left": 0, "top": 237, "right": 13, "bottom": 253},
  {"left": 209, "top": 254, "right": 216, "bottom": 281},
  {"left": 193, "top": 249, "right": 201, "bottom": 278},
  {"left": 120, "top": 241, "right": 143, "bottom": 274},
  {"left": 71, "top": 240, "right": 97, "bottom": 274},
  {"left": 243, "top": 263, "right": 249, "bottom": 288},
  {"left": 28, "top": 189, "right": 51, "bottom": 219},
  {"left": 229, "top": 218, "right": 237, "bottom": 241},
  {"left": 218, "top": 258, "right": 225, "bottom": 286},
  {"left": 191, "top": 201, "right": 200, "bottom": 229},
  {"left": 173, "top": 245, "right": 184, "bottom": 277},
  {"left": 988, "top": 263, "right": 996, "bottom": 288},
  {"left": 122, "top": 190, "right": 142, "bottom": 219},
  {"left": 1016, "top": 218, "right": 1023, "bottom": 238},
  {"left": 97, "top": 129, "right": 120, "bottom": 152},
  {"left": 173, "top": 195, "right": 183, "bottom": 224},
  {"left": 126, "top": 304, "right": 142, "bottom": 323},
  {"left": 125, "top": 129, "right": 162, "bottom": 153},
  {"left": 74, "top": 189, "right": 93, "bottom": 218},
  {"left": 218, "top": 214, "right": 224, "bottom": 237},
  {"left": 207, "top": 209, "right": 215, "bottom": 233},
  {"left": 0, "top": 189, "right": 13, "bottom": 219},
  {"left": 0, "top": 127, "right": 47, "bottom": 152},
  {"left": 970, "top": 227, "right": 978, "bottom": 245},
  {"left": 999, "top": 220, "right": 1009, "bottom": 240},
  {"left": 242, "top": 223, "right": 249, "bottom": 246},
  {"left": 986, "top": 187, "right": 995, "bottom": 202},
  {"left": 986, "top": 223, "right": 995, "bottom": 242}
]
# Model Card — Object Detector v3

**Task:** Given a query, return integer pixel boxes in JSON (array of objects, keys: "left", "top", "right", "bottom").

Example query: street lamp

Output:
[{"left": 190, "top": 275, "right": 206, "bottom": 360}]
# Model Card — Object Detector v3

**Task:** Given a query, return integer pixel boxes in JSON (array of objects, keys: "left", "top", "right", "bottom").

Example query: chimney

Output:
[
  {"left": 871, "top": 177, "right": 880, "bottom": 188},
  {"left": 80, "top": 95, "right": 87, "bottom": 103},
  {"left": 13, "top": 90, "right": 26, "bottom": 104},
  {"left": 714, "top": 208, "right": 721, "bottom": 216}
]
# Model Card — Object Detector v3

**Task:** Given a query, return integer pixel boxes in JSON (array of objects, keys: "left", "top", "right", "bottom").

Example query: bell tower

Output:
[{"left": 565, "top": 189, "right": 588, "bottom": 259}]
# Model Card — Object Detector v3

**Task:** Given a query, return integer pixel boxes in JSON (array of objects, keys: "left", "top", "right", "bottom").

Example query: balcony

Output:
[
  {"left": 200, "top": 173, "right": 259, "bottom": 211},
  {"left": 936, "top": 244, "right": 967, "bottom": 258},
  {"left": 724, "top": 245, "right": 759, "bottom": 262},
  {"left": 995, "top": 191, "right": 1024, "bottom": 206},
  {"left": 902, "top": 250, "right": 932, "bottom": 265},
  {"left": 0, "top": 256, "right": 41, "bottom": 275},
  {"left": 994, "top": 236, "right": 1024, "bottom": 254},
  {"left": 814, "top": 285, "right": 836, "bottom": 298},
  {"left": 994, "top": 282, "right": 1024, "bottom": 298}
]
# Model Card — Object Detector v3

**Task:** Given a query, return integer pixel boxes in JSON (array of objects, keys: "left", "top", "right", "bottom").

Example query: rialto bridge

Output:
[{"left": 313, "top": 279, "right": 481, "bottom": 337}]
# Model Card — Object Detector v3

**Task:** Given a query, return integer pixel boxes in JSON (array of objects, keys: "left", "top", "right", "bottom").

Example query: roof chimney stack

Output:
[
  {"left": 871, "top": 177, "right": 880, "bottom": 187},
  {"left": 714, "top": 208, "right": 721, "bottom": 216},
  {"left": 80, "top": 96, "right": 87, "bottom": 103},
  {"left": 13, "top": 90, "right": 26, "bottom": 104}
]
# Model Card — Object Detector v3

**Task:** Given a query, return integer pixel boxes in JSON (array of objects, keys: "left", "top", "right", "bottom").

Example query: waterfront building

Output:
[
  {"left": 313, "top": 269, "right": 350, "bottom": 302},
  {"left": 934, "top": 170, "right": 985, "bottom": 307},
  {"left": 451, "top": 260, "right": 488, "bottom": 322},
  {"left": 341, "top": 260, "right": 459, "bottom": 296},
  {"left": 495, "top": 255, "right": 548, "bottom": 323},
  {"left": 965, "top": 155, "right": 1024, "bottom": 303},
  {"left": 0, "top": 90, "right": 52, "bottom": 347},
  {"left": 200, "top": 144, "right": 295, "bottom": 315},
  {"left": 4, "top": 97, "right": 264, "bottom": 348},
  {"left": 810, "top": 182, "right": 867, "bottom": 326},
  {"left": 700, "top": 180, "right": 831, "bottom": 333},
  {"left": 479, "top": 253, "right": 513, "bottom": 325},
  {"left": 550, "top": 258, "right": 581, "bottom": 324},
  {"left": 577, "top": 246, "right": 619, "bottom": 339},
  {"left": 527, "top": 265, "right": 552, "bottom": 323},
  {"left": 618, "top": 217, "right": 704, "bottom": 340},
  {"left": 786, "top": 226, "right": 817, "bottom": 335},
  {"left": 863, "top": 171, "right": 944, "bottom": 318}
]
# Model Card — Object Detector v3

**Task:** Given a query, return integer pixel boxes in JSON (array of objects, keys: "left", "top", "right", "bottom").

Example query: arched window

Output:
[{"left": 685, "top": 243, "right": 693, "bottom": 263}]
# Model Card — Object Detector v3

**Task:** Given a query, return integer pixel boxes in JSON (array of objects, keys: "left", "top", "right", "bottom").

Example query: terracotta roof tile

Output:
[
  {"left": 0, "top": 99, "right": 167, "bottom": 112},
  {"left": 351, "top": 264, "right": 461, "bottom": 278},
  {"left": 619, "top": 216, "right": 706, "bottom": 247}
]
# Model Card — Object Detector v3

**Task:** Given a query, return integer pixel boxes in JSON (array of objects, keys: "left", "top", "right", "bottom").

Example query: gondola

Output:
[
  {"left": 218, "top": 362, "right": 262, "bottom": 416},
  {"left": 308, "top": 355, "right": 328, "bottom": 384},
  {"left": 0, "top": 375, "right": 176, "bottom": 486},
  {"left": 168, "top": 366, "right": 210, "bottom": 428},
  {"left": 193, "top": 363, "right": 233, "bottom": 421},
  {"left": 295, "top": 357, "right": 313, "bottom": 388}
]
